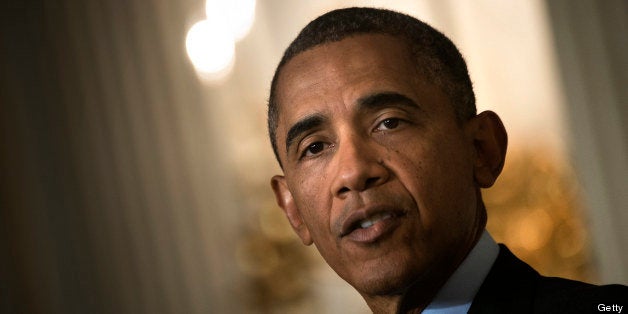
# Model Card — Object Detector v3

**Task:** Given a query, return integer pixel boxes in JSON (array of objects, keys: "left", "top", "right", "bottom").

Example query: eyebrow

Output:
[
  {"left": 285, "top": 114, "right": 326, "bottom": 154},
  {"left": 356, "top": 92, "right": 422, "bottom": 112}
]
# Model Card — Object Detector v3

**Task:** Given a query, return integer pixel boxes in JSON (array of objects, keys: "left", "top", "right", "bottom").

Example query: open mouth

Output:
[
  {"left": 340, "top": 208, "right": 404, "bottom": 243},
  {"left": 356, "top": 212, "right": 393, "bottom": 229}
]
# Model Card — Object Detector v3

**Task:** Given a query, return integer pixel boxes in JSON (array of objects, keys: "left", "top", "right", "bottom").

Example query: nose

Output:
[{"left": 330, "top": 135, "right": 390, "bottom": 197}]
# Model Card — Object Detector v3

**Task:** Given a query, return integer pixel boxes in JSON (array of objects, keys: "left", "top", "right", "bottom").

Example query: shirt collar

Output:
[{"left": 422, "top": 230, "right": 499, "bottom": 314}]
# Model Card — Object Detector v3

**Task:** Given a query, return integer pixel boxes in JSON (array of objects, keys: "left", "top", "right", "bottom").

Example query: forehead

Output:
[
  {"left": 278, "top": 35, "right": 416, "bottom": 102},
  {"left": 275, "top": 34, "right": 421, "bottom": 124}
]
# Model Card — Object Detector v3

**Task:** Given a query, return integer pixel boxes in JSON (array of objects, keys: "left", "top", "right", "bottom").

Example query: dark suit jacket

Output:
[{"left": 468, "top": 244, "right": 628, "bottom": 313}]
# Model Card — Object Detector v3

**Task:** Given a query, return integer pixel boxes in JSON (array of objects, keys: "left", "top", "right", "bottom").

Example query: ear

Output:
[
  {"left": 270, "top": 175, "right": 313, "bottom": 245},
  {"left": 466, "top": 111, "right": 508, "bottom": 188}
]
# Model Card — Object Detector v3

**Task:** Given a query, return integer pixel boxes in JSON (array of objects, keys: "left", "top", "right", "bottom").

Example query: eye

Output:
[
  {"left": 376, "top": 118, "right": 401, "bottom": 131},
  {"left": 302, "top": 142, "right": 327, "bottom": 157}
]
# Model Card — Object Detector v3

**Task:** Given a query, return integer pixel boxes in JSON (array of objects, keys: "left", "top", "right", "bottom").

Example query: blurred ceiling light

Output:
[
  {"left": 185, "top": 0, "right": 256, "bottom": 78},
  {"left": 206, "top": 0, "right": 256, "bottom": 41},
  {"left": 186, "top": 19, "right": 235, "bottom": 75}
]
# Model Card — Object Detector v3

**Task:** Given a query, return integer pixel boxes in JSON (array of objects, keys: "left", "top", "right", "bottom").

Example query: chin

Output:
[{"left": 347, "top": 257, "right": 421, "bottom": 296}]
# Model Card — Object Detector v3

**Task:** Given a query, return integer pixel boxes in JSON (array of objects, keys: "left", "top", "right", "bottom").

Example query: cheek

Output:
[
  {"left": 392, "top": 135, "right": 475, "bottom": 220},
  {"left": 292, "top": 165, "right": 326, "bottom": 203},
  {"left": 423, "top": 143, "right": 478, "bottom": 231},
  {"left": 291, "top": 172, "right": 333, "bottom": 235}
]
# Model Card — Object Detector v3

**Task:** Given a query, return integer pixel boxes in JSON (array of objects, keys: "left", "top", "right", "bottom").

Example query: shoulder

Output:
[{"left": 469, "top": 244, "right": 628, "bottom": 314}]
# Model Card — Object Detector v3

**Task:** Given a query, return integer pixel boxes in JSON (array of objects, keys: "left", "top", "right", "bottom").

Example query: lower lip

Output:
[{"left": 344, "top": 215, "right": 401, "bottom": 243}]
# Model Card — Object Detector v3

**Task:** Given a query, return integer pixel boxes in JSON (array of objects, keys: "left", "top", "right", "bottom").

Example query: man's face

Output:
[{"left": 271, "top": 34, "right": 487, "bottom": 297}]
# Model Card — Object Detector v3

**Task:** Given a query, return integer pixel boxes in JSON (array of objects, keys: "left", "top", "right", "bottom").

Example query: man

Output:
[{"left": 267, "top": 7, "right": 627, "bottom": 313}]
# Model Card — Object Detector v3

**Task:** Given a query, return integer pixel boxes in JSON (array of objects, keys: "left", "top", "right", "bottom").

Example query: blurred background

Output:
[{"left": 1, "top": 0, "right": 626, "bottom": 313}]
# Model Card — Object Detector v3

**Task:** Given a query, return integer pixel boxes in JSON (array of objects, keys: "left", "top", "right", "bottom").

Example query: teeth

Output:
[
  {"left": 358, "top": 212, "right": 392, "bottom": 229},
  {"left": 360, "top": 220, "right": 374, "bottom": 228}
]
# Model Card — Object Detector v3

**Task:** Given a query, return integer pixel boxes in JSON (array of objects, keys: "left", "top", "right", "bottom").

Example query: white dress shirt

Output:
[{"left": 422, "top": 230, "right": 499, "bottom": 314}]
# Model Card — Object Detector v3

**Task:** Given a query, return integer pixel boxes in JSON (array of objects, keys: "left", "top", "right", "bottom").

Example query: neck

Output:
[
  {"left": 362, "top": 294, "right": 404, "bottom": 314},
  {"left": 360, "top": 252, "right": 461, "bottom": 314},
  {"left": 360, "top": 270, "right": 444, "bottom": 313}
]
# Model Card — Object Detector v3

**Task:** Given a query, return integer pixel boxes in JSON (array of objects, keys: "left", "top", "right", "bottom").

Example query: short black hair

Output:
[{"left": 268, "top": 7, "right": 476, "bottom": 166}]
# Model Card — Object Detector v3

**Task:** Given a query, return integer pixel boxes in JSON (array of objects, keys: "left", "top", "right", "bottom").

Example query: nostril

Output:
[
  {"left": 338, "top": 187, "right": 350, "bottom": 194},
  {"left": 365, "top": 177, "right": 380, "bottom": 189}
]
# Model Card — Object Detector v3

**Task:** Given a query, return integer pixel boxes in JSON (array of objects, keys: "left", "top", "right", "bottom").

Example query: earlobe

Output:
[
  {"left": 468, "top": 111, "right": 508, "bottom": 188},
  {"left": 270, "top": 175, "right": 313, "bottom": 245}
]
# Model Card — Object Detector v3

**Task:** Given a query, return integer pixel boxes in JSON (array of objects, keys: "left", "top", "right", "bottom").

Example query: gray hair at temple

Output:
[{"left": 267, "top": 7, "right": 476, "bottom": 166}]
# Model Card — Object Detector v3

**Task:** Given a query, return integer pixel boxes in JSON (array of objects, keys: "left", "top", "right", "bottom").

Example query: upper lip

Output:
[{"left": 339, "top": 205, "right": 405, "bottom": 237}]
